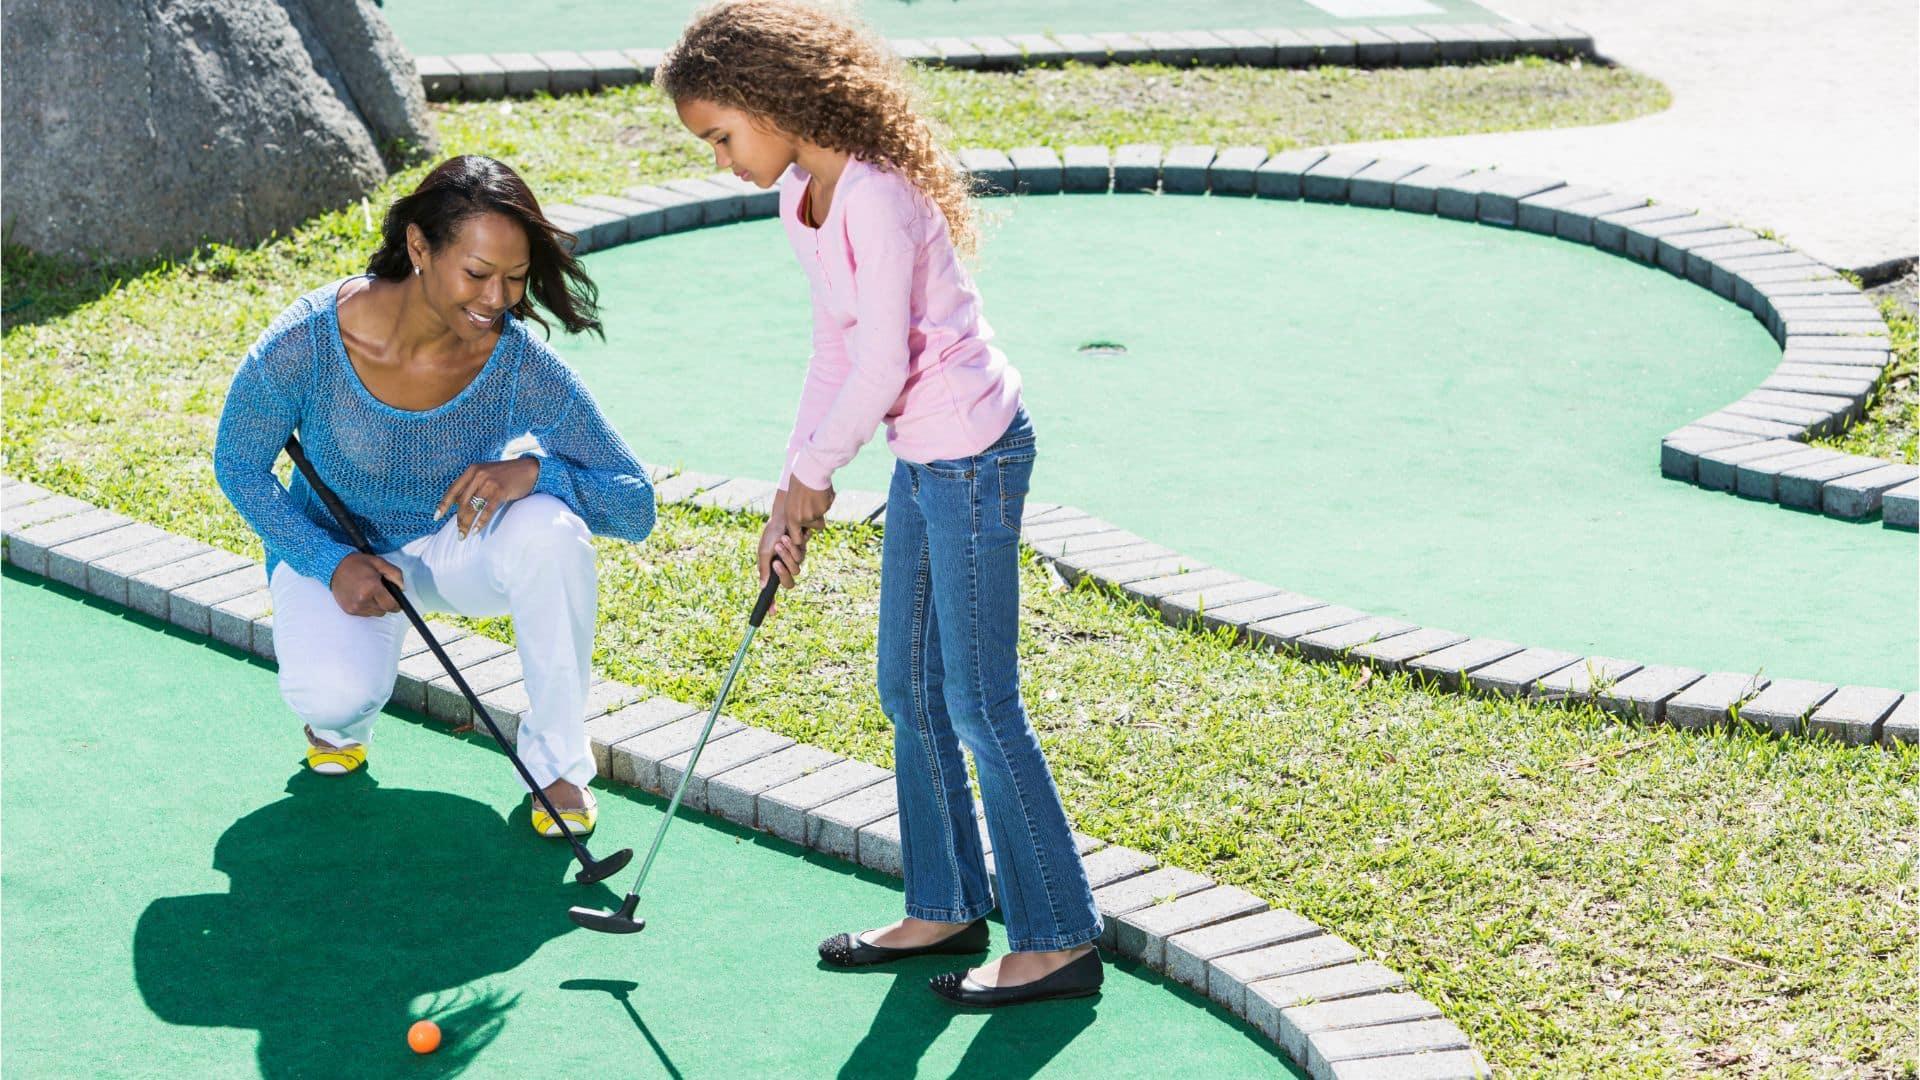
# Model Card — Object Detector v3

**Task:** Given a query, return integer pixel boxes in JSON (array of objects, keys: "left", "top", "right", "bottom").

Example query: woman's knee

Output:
[
  {"left": 281, "top": 660, "right": 392, "bottom": 731},
  {"left": 493, "top": 494, "right": 595, "bottom": 584}
]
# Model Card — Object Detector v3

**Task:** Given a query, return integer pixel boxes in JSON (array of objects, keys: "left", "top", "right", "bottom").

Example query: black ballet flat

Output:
[
  {"left": 928, "top": 948, "right": 1104, "bottom": 1008},
  {"left": 817, "top": 919, "right": 991, "bottom": 968}
]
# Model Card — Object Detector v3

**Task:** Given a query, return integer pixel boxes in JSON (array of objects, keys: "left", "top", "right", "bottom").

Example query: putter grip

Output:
[
  {"left": 750, "top": 558, "right": 784, "bottom": 628},
  {"left": 283, "top": 436, "right": 374, "bottom": 554}
]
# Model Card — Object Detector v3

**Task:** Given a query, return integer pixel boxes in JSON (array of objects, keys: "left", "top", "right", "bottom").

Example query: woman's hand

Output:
[
  {"left": 436, "top": 457, "right": 541, "bottom": 538},
  {"left": 759, "top": 502, "right": 808, "bottom": 620},
  {"left": 330, "top": 552, "right": 406, "bottom": 617},
  {"left": 784, "top": 475, "right": 834, "bottom": 542}
]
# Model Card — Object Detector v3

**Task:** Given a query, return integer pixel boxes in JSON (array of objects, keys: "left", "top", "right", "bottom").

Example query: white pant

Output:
[{"left": 269, "top": 493, "right": 598, "bottom": 789}]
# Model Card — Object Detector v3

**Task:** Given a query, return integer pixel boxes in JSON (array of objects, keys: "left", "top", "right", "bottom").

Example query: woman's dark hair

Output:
[{"left": 367, "top": 155, "right": 602, "bottom": 338}]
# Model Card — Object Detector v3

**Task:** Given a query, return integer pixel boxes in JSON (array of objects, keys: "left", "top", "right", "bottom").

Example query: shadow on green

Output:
[{"left": 134, "top": 769, "right": 624, "bottom": 1078}]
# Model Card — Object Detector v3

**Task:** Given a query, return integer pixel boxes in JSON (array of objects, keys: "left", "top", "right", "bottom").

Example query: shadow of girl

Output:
[{"left": 134, "top": 770, "right": 620, "bottom": 1077}]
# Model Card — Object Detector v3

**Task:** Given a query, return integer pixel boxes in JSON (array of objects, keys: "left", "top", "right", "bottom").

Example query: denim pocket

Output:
[
  {"left": 996, "top": 452, "right": 1035, "bottom": 531},
  {"left": 921, "top": 457, "right": 976, "bottom": 482}
]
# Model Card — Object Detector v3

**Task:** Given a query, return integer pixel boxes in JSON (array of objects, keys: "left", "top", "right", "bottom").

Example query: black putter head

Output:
[
  {"left": 569, "top": 893, "right": 647, "bottom": 934},
  {"left": 573, "top": 846, "right": 634, "bottom": 885}
]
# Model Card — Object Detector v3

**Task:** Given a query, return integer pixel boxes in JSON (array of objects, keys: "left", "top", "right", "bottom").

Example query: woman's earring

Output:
[{"left": 413, "top": 265, "right": 421, "bottom": 276}]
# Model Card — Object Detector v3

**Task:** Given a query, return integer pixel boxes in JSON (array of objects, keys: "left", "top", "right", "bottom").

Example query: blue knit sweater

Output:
[{"left": 213, "top": 277, "right": 655, "bottom": 585}]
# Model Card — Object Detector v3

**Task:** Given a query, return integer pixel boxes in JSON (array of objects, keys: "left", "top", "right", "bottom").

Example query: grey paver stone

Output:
[
  {"left": 1597, "top": 664, "right": 1704, "bottom": 723},
  {"left": 1079, "top": 843, "right": 1158, "bottom": 889},
  {"left": 1309, "top": 1019, "right": 1473, "bottom": 1078},
  {"left": 1160, "top": 145, "right": 1216, "bottom": 194},
  {"left": 758, "top": 759, "right": 893, "bottom": 845},
  {"left": 1777, "top": 454, "right": 1890, "bottom": 509},
  {"left": 8, "top": 504, "right": 125, "bottom": 573},
  {"left": 169, "top": 564, "right": 267, "bottom": 635},
  {"left": 1278, "top": 992, "right": 1446, "bottom": 1064},
  {"left": 44, "top": 522, "right": 165, "bottom": 588},
  {"left": 1245, "top": 605, "right": 1369, "bottom": 650},
  {"left": 1255, "top": 149, "right": 1331, "bottom": 200},
  {"left": 1466, "top": 648, "right": 1581, "bottom": 697},
  {"left": 1347, "top": 160, "right": 1426, "bottom": 208},
  {"left": 1296, "top": 616, "right": 1417, "bottom": 662},
  {"left": 209, "top": 588, "right": 272, "bottom": 651},
  {"left": 1209, "top": 145, "right": 1270, "bottom": 195},
  {"left": 1092, "top": 866, "right": 1215, "bottom": 947},
  {"left": 393, "top": 633, "right": 512, "bottom": 713},
  {"left": 806, "top": 779, "right": 899, "bottom": 859},
  {"left": 1390, "top": 164, "right": 1472, "bottom": 214},
  {"left": 446, "top": 54, "right": 507, "bottom": 98},
  {"left": 707, "top": 743, "right": 843, "bottom": 829},
  {"left": 1877, "top": 696, "right": 1916, "bottom": 747},
  {"left": 1244, "top": 962, "right": 1408, "bottom": 1040},
  {"left": 1062, "top": 145, "right": 1112, "bottom": 192},
  {"left": 427, "top": 651, "right": 525, "bottom": 723},
  {"left": 1475, "top": 174, "right": 1564, "bottom": 226},
  {"left": 1159, "top": 578, "right": 1284, "bottom": 624},
  {"left": 1406, "top": 638, "right": 1524, "bottom": 691},
  {"left": 1667, "top": 671, "right": 1768, "bottom": 730},
  {"left": 88, "top": 535, "right": 213, "bottom": 606},
  {"left": 1883, "top": 479, "right": 1918, "bottom": 529},
  {"left": 1733, "top": 446, "right": 1843, "bottom": 500},
  {"left": 1589, "top": 202, "right": 1695, "bottom": 253},
  {"left": 1113, "top": 884, "right": 1268, "bottom": 965},
  {"left": 1165, "top": 907, "right": 1322, "bottom": 993},
  {"left": 1213, "top": 934, "right": 1364, "bottom": 1016},
  {"left": 1823, "top": 464, "right": 1919, "bottom": 519},
  {"left": 1532, "top": 656, "right": 1642, "bottom": 700},
  {"left": 1797, "top": 684, "right": 1904, "bottom": 745},
  {"left": 1302, "top": 153, "right": 1377, "bottom": 202},
  {"left": 1195, "top": 590, "right": 1325, "bottom": 635},
  {"left": 1738, "top": 678, "right": 1837, "bottom": 736},
  {"left": 1695, "top": 438, "right": 1806, "bottom": 490},
  {"left": 1006, "top": 146, "right": 1063, "bottom": 194},
  {"left": 533, "top": 50, "right": 594, "bottom": 94},
  {"left": 655, "top": 724, "right": 795, "bottom": 812},
  {"left": 1351, "top": 626, "right": 1468, "bottom": 671},
  {"left": 493, "top": 52, "right": 552, "bottom": 97},
  {"left": 608, "top": 706, "right": 740, "bottom": 790}
]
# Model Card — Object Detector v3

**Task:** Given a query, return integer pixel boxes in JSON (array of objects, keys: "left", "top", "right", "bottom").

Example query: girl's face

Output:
[
  {"left": 676, "top": 98, "right": 796, "bottom": 189},
  {"left": 407, "top": 211, "right": 529, "bottom": 343}
]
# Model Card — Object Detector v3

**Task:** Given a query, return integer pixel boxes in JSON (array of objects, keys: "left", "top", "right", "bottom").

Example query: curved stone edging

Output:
[
  {"left": 531, "top": 148, "right": 1917, "bottom": 741},
  {"left": 542, "top": 145, "right": 1918, "bottom": 528},
  {"left": 411, "top": 20, "right": 1596, "bottom": 102},
  {"left": 0, "top": 475, "right": 1494, "bottom": 1080}
]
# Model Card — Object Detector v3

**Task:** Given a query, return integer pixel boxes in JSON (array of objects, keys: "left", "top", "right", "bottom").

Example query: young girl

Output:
[
  {"left": 659, "top": 0, "right": 1103, "bottom": 1007},
  {"left": 213, "top": 155, "right": 654, "bottom": 840}
]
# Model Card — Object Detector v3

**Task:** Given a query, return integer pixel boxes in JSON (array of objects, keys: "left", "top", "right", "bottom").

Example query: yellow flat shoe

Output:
[
  {"left": 532, "top": 788, "right": 597, "bottom": 838},
  {"left": 305, "top": 740, "right": 367, "bottom": 775}
]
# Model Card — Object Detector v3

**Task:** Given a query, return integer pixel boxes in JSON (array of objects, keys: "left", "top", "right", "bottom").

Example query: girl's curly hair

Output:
[{"left": 656, "top": 0, "right": 978, "bottom": 256}]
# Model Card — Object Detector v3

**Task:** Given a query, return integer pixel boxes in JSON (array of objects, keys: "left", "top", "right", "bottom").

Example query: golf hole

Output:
[{"left": 1077, "top": 340, "right": 1127, "bottom": 357}]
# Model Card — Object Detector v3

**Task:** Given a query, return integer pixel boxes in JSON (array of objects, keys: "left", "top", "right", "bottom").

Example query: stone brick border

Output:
[
  {"left": 541, "top": 145, "right": 1916, "bottom": 528},
  {"left": 411, "top": 20, "right": 1595, "bottom": 102},
  {"left": 1, "top": 476, "right": 1492, "bottom": 1080}
]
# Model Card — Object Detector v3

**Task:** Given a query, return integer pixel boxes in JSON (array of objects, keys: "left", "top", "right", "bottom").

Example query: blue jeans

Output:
[{"left": 877, "top": 409, "right": 1102, "bottom": 952}]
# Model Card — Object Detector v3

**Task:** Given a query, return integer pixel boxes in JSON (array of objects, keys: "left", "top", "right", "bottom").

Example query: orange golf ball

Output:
[{"left": 408, "top": 1020, "right": 441, "bottom": 1054}]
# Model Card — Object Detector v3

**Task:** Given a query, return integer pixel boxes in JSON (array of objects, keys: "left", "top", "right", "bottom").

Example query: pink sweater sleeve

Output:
[
  {"left": 785, "top": 180, "right": 920, "bottom": 492},
  {"left": 779, "top": 279, "right": 851, "bottom": 491}
]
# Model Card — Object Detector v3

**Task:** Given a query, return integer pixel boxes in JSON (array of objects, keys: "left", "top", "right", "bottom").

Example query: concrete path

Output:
[{"left": 1336, "top": 1, "right": 1918, "bottom": 279}]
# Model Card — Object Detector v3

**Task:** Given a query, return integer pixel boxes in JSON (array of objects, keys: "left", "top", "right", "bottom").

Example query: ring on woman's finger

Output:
[{"left": 468, "top": 494, "right": 488, "bottom": 512}]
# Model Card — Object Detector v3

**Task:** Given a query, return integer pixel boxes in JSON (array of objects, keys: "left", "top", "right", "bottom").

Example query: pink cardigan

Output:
[{"left": 777, "top": 158, "right": 1021, "bottom": 492}]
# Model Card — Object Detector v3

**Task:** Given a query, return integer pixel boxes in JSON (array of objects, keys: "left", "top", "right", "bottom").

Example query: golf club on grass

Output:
[
  {"left": 568, "top": 555, "right": 786, "bottom": 934},
  {"left": 283, "top": 435, "right": 634, "bottom": 886}
]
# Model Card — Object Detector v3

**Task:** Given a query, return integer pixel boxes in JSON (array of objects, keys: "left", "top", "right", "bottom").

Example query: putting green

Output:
[
  {"left": 382, "top": 0, "right": 1503, "bottom": 60},
  {"left": 0, "top": 569, "right": 1295, "bottom": 1079},
  {"left": 565, "top": 194, "right": 1917, "bottom": 689}
]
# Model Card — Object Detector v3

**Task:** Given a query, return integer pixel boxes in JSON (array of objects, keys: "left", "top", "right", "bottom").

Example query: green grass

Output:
[
  {"left": 1808, "top": 297, "right": 1917, "bottom": 464},
  {"left": 6, "top": 59, "right": 1915, "bottom": 1077}
]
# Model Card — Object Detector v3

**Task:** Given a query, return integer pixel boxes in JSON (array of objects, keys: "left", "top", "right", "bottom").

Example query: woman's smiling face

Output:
[
  {"left": 675, "top": 98, "right": 798, "bottom": 189},
  {"left": 409, "top": 211, "right": 530, "bottom": 342}
]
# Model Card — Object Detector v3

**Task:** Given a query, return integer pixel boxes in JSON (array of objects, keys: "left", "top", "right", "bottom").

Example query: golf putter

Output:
[
  {"left": 569, "top": 556, "right": 787, "bottom": 933},
  {"left": 282, "top": 435, "right": 634, "bottom": 885}
]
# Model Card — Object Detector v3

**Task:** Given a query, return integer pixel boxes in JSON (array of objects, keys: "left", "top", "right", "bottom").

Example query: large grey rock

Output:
[{"left": 4, "top": 0, "right": 434, "bottom": 260}]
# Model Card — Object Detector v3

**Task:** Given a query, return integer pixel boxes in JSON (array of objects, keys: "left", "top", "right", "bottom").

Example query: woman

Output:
[{"left": 213, "top": 155, "right": 654, "bottom": 838}]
